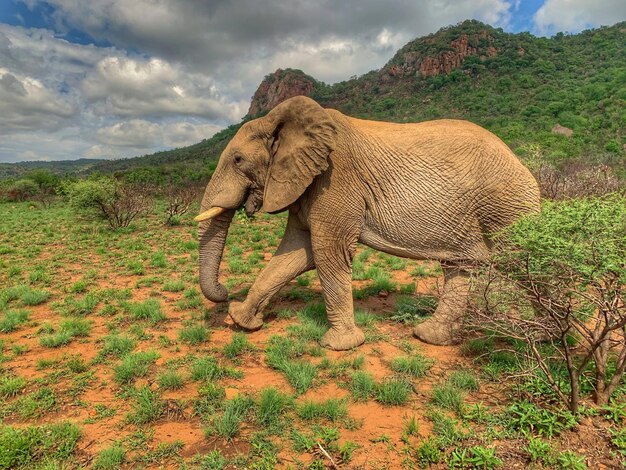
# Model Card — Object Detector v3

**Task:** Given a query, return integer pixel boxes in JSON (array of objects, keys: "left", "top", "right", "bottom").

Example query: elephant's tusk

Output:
[{"left": 194, "top": 207, "right": 226, "bottom": 222}]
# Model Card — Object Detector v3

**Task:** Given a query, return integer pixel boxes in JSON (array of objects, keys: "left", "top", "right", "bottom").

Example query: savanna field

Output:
[{"left": 1, "top": 196, "right": 625, "bottom": 469}]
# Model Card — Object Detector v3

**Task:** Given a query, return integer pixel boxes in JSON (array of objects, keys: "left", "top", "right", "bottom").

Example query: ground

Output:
[{"left": 0, "top": 201, "right": 624, "bottom": 469}]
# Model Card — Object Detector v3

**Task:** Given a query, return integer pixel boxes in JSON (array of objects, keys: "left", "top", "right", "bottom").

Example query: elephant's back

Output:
[{"left": 336, "top": 113, "right": 540, "bottom": 251}]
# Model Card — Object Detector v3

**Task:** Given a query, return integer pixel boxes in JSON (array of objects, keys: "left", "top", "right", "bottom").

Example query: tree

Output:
[
  {"left": 163, "top": 182, "right": 202, "bottom": 225},
  {"left": 5, "top": 179, "right": 38, "bottom": 202},
  {"left": 468, "top": 195, "right": 626, "bottom": 411},
  {"left": 66, "top": 177, "right": 153, "bottom": 229}
]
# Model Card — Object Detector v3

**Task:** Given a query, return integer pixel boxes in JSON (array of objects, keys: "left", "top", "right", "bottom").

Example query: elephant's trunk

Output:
[{"left": 198, "top": 210, "right": 235, "bottom": 302}]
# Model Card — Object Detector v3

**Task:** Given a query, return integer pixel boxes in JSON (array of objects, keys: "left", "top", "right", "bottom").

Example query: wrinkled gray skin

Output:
[{"left": 198, "top": 96, "right": 540, "bottom": 350}]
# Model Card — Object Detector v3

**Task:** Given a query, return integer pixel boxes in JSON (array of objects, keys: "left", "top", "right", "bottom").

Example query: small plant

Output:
[
  {"left": 179, "top": 324, "right": 210, "bottom": 344},
  {"left": 191, "top": 450, "right": 227, "bottom": 470},
  {"left": 0, "top": 309, "right": 29, "bottom": 332},
  {"left": 113, "top": 350, "right": 160, "bottom": 384},
  {"left": 504, "top": 401, "right": 577, "bottom": 437},
  {"left": 402, "top": 414, "right": 420, "bottom": 438},
  {"left": 349, "top": 371, "right": 377, "bottom": 402},
  {"left": 257, "top": 387, "right": 292, "bottom": 427},
  {"left": 150, "top": 250, "right": 167, "bottom": 268},
  {"left": 449, "top": 370, "right": 479, "bottom": 391},
  {"left": 297, "top": 398, "right": 348, "bottom": 422},
  {"left": 92, "top": 443, "right": 126, "bottom": 469},
  {"left": 375, "top": 378, "right": 412, "bottom": 406},
  {"left": 190, "top": 356, "right": 241, "bottom": 381},
  {"left": 431, "top": 384, "right": 465, "bottom": 415},
  {"left": 391, "top": 295, "right": 437, "bottom": 323},
  {"left": 126, "top": 386, "right": 164, "bottom": 424},
  {"left": 526, "top": 436, "right": 552, "bottom": 464},
  {"left": 0, "top": 422, "right": 81, "bottom": 469},
  {"left": 415, "top": 436, "right": 442, "bottom": 466},
  {"left": 209, "top": 395, "right": 255, "bottom": 440},
  {"left": 281, "top": 360, "right": 318, "bottom": 394},
  {"left": 0, "top": 374, "right": 26, "bottom": 398},
  {"left": 449, "top": 446, "right": 502, "bottom": 469},
  {"left": 157, "top": 369, "right": 185, "bottom": 390},
  {"left": 162, "top": 280, "right": 185, "bottom": 292},
  {"left": 98, "top": 334, "right": 135, "bottom": 359},
  {"left": 126, "top": 299, "right": 166, "bottom": 323},
  {"left": 20, "top": 288, "right": 50, "bottom": 306},
  {"left": 556, "top": 450, "right": 587, "bottom": 470},
  {"left": 390, "top": 354, "right": 433, "bottom": 377},
  {"left": 223, "top": 332, "right": 256, "bottom": 359}
]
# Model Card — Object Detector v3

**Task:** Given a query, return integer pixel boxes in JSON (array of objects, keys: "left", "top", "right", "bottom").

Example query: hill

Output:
[{"left": 2, "top": 20, "right": 624, "bottom": 180}]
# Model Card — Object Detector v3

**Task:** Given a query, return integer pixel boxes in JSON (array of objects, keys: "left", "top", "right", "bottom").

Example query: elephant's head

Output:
[{"left": 196, "top": 96, "right": 336, "bottom": 302}]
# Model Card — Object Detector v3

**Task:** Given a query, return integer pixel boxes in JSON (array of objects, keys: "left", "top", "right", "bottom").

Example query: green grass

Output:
[
  {"left": 113, "top": 350, "right": 160, "bottom": 384},
  {"left": 390, "top": 354, "right": 433, "bottom": 377},
  {"left": 150, "top": 250, "right": 168, "bottom": 268},
  {"left": 157, "top": 370, "right": 185, "bottom": 390},
  {"left": 431, "top": 384, "right": 465, "bottom": 415},
  {"left": 19, "top": 288, "right": 50, "bottom": 306},
  {"left": 162, "top": 280, "right": 185, "bottom": 292},
  {"left": 92, "top": 443, "right": 126, "bottom": 469},
  {"left": 449, "top": 370, "right": 480, "bottom": 391},
  {"left": 0, "top": 422, "right": 81, "bottom": 469},
  {"left": 4, "top": 387, "right": 57, "bottom": 419},
  {"left": 375, "top": 378, "right": 412, "bottom": 406},
  {"left": 257, "top": 387, "right": 293, "bottom": 427},
  {"left": 0, "top": 309, "right": 29, "bottom": 332},
  {"left": 209, "top": 395, "right": 255, "bottom": 440},
  {"left": 0, "top": 374, "right": 27, "bottom": 398},
  {"left": 297, "top": 398, "right": 348, "bottom": 422},
  {"left": 39, "top": 318, "right": 92, "bottom": 347},
  {"left": 264, "top": 335, "right": 317, "bottom": 393},
  {"left": 280, "top": 360, "right": 317, "bottom": 394},
  {"left": 190, "top": 356, "right": 242, "bottom": 381},
  {"left": 223, "top": 332, "right": 256, "bottom": 359},
  {"left": 126, "top": 386, "right": 163, "bottom": 424},
  {"left": 179, "top": 324, "right": 210, "bottom": 344},
  {"left": 350, "top": 371, "right": 377, "bottom": 402},
  {"left": 98, "top": 334, "right": 136, "bottom": 359},
  {"left": 126, "top": 298, "right": 166, "bottom": 323}
]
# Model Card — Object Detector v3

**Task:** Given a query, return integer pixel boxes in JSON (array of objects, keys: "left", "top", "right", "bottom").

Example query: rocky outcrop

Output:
[
  {"left": 381, "top": 30, "right": 498, "bottom": 82},
  {"left": 552, "top": 124, "right": 574, "bottom": 137},
  {"left": 247, "top": 69, "right": 316, "bottom": 117}
]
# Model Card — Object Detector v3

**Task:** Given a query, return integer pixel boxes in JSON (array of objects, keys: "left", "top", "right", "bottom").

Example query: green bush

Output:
[
  {"left": 65, "top": 177, "right": 152, "bottom": 229},
  {"left": 472, "top": 195, "right": 626, "bottom": 411}
]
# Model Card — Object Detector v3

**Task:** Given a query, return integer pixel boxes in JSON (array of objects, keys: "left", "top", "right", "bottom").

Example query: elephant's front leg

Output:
[
  {"left": 312, "top": 227, "right": 365, "bottom": 351},
  {"left": 229, "top": 213, "right": 314, "bottom": 330}
]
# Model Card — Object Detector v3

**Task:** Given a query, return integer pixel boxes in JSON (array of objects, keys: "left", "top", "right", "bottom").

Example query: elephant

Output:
[{"left": 195, "top": 96, "right": 540, "bottom": 350}]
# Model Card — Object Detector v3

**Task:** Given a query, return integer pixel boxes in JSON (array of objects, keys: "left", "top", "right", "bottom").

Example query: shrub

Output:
[
  {"left": 66, "top": 177, "right": 153, "bottom": 229},
  {"left": 5, "top": 179, "right": 38, "bottom": 202},
  {"left": 469, "top": 195, "right": 626, "bottom": 411},
  {"left": 163, "top": 182, "right": 201, "bottom": 225}
]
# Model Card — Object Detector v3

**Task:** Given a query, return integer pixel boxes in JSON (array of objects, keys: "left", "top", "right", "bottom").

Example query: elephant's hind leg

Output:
[
  {"left": 229, "top": 213, "right": 314, "bottom": 331},
  {"left": 413, "top": 263, "right": 471, "bottom": 345}
]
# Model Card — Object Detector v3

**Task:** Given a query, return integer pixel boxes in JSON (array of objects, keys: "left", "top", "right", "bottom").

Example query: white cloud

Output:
[
  {"left": 0, "top": 67, "right": 75, "bottom": 133},
  {"left": 82, "top": 56, "right": 242, "bottom": 120},
  {"left": 95, "top": 119, "right": 222, "bottom": 152},
  {"left": 534, "top": 0, "right": 626, "bottom": 35}
]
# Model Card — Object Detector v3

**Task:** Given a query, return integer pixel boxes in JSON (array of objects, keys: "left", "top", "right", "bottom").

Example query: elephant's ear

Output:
[{"left": 262, "top": 96, "right": 336, "bottom": 213}]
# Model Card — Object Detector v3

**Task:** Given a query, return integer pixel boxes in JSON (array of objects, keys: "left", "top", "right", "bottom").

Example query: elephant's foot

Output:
[
  {"left": 413, "top": 316, "right": 461, "bottom": 346},
  {"left": 229, "top": 301, "right": 263, "bottom": 331},
  {"left": 320, "top": 326, "right": 365, "bottom": 351}
]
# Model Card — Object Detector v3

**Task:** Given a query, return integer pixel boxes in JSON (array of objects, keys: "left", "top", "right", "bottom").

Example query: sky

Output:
[{"left": 0, "top": 0, "right": 624, "bottom": 163}]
